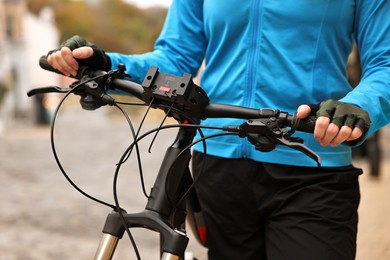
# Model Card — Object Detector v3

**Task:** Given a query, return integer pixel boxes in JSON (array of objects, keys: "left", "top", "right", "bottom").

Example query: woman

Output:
[{"left": 48, "top": 1, "right": 390, "bottom": 259}]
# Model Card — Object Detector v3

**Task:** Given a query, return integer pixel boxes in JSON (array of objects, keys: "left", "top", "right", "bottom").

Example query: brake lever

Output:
[
  {"left": 236, "top": 118, "right": 321, "bottom": 166},
  {"left": 274, "top": 135, "right": 321, "bottom": 167},
  {"left": 27, "top": 86, "right": 70, "bottom": 97},
  {"left": 27, "top": 66, "right": 125, "bottom": 110}
]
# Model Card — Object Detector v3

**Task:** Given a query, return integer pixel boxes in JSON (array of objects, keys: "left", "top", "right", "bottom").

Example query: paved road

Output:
[
  {"left": 1, "top": 105, "right": 389, "bottom": 259},
  {"left": 1, "top": 106, "right": 207, "bottom": 260}
]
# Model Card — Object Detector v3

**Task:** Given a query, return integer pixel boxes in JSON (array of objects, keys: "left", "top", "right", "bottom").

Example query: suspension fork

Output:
[{"left": 94, "top": 126, "right": 197, "bottom": 259}]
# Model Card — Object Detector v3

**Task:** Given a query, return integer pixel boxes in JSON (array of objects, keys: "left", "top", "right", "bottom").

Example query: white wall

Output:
[
  {"left": 0, "top": 6, "right": 60, "bottom": 129},
  {"left": 25, "top": 7, "right": 59, "bottom": 88}
]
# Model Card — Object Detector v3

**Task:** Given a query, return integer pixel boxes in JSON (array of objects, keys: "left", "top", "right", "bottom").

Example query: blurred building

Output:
[{"left": 0, "top": 0, "right": 59, "bottom": 131}]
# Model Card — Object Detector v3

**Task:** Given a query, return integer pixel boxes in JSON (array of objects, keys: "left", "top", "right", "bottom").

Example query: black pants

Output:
[{"left": 191, "top": 151, "right": 362, "bottom": 260}]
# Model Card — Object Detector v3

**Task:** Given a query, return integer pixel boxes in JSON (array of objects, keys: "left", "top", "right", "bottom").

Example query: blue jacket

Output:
[{"left": 107, "top": 0, "right": 390, "bottom": 167}]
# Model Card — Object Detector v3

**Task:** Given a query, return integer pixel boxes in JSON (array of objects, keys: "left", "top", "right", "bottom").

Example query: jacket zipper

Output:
[{"left": 242, "top": 0, "right": 262, "bottom": 158}]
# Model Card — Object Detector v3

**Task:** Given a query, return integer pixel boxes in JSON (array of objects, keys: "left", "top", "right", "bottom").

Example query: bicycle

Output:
[{"left": 27, "top": 57, "right": 319, "bottom": 260}]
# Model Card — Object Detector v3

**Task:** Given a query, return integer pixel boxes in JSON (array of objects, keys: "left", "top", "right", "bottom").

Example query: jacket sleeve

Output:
[
  {"left": 340, "top": 0, "right": 390, "bottom": 135},
  {"left": 106, "top": 0, "right": 206, "bottom": 83}
]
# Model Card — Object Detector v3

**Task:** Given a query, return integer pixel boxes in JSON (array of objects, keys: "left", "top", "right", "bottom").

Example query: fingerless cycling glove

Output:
[
  {"left": 49, "top": 35, "right": 111, "bottom": 71},
  {"left": 317, "top": 99, "right": 371, "bottom": 143}
]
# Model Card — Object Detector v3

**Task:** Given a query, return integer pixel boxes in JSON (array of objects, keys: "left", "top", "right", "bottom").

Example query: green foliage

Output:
[{"left": 26, "top": 0, "right": 167, "bottom": 53}]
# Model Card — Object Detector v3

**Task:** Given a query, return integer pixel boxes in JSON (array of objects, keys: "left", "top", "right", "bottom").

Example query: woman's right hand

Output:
[
  {"left": 47, "top": 46, "right": 94, "bottom": 77},
  {"left": 47, "top": 35, "right": 111, "bottom": 77}
]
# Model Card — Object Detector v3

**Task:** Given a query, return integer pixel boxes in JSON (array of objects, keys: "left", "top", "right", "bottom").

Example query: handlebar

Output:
[
  {"left": 29, "top": 56, "right": 320, "bottom": 165},
  {"left": 33, "top": 56, "right": 316, "bottom": 131}
]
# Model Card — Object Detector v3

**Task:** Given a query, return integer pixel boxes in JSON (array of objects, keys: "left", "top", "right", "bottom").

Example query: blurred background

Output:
[
  {"left": 0, "top": 0, "right": 389, "bottom": 259},
  {"left": 0, "top": 0, "right": 170, "bottom": 130}
]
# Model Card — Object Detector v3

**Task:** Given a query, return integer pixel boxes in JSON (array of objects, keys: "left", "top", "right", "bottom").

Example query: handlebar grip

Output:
[
  {"left": 291, "top": 115, "right": 316, "bottom": 133},
  {"left": 39, "top": 55, "right": 67, "bottom": 76},
  {"left": 39, "top": 55, "right": 92, "bottom": 80}
]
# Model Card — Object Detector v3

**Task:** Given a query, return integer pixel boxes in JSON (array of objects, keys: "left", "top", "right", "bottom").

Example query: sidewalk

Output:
[
  {"left": 356, "top": 125, "right": 390, "bottom": 260},
  {"left": 356, "top": 159, "right": 390, "bottom": 260},
  {"left": 0, "top": 108, "right": 389, "bottom": 259}
]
